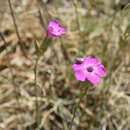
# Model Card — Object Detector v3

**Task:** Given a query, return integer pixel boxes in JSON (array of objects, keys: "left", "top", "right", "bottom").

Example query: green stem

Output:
[
  {"left": 69, "top": 86, "right": 88, "bottom": 130},
  {"left": 34, "top": 55, "right": 40, "bottom": 128},
  {"left": 74, "top": 3, "right": 82, "bottom": 38}
]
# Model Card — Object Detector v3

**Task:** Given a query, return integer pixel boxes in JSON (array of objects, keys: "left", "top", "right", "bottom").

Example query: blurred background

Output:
[{"left": 0, "top": 0, "right": 130, "bottom": 130}]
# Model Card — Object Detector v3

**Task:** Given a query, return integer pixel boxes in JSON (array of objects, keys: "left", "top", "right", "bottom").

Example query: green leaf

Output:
[
  {"left": 119, "top": 36, "right": 126, "bottom": 49},
  {"left": 41, "top": 37, "right": 52, "bottom": 53},
  {"left": 35, "top": 40, "right": 41, "bottom": 57},
  {"left": 102, "top": 43, "right": 108, "bottom": 57}
]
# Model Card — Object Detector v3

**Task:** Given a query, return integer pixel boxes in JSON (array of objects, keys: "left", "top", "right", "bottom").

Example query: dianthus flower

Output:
[
  {"left": 46, "top": 20, "right": 67, "bottom": 38},
  {"left": 73, "top": 56, "right": 107, "bottom": 84}
]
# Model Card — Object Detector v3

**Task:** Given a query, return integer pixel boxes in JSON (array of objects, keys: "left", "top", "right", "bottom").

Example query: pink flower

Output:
[
  {"left": 73, "top": 56, "right": 107, "bottom": 84},
  {"left": 46, "top": 20, "right": 67, "bottom": 38}
]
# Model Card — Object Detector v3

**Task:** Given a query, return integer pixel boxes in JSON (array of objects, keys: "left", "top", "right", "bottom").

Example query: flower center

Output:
[{"left": 87, "top": 67, "right": 93, "bottom": 72}]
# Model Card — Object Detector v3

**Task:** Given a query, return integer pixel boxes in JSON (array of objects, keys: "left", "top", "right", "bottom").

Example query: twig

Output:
[{"left": 0, "top": 33, "right": 7, "bottom": 53}]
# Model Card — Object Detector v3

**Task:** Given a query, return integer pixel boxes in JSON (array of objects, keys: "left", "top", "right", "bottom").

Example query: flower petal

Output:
[
  {"left": 47, "top": 20, "right": 66, "bottom": 38},
  {"left": 74, "top": 70, "right": 86, "bottom": 82},
  {"left": 46, "top": 27, "right": 57, "bottom": 38},
  {"left": 96, "top": 65, "right": 107, "bottom": 77},
  {"left": 48, "top": 20, "right": 61, "bottom": 28},
  {"left": 73, "top": 63, "right": 83, "bottom": 71},
  {"left": 84, "top": 56, "right": 101, "bottom": 65},
  {"left": 59, "top": 28, "right": 67, "bottom": 35},
  {"left": 86, "top": 73, "right": 101, "bottom": 84}
]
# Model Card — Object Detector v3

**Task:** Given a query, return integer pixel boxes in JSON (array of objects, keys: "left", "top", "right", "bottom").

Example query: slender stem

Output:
[
  {"left": 8, "top": 0, "right": 21, "bottom": 41},
  {"left": 34, "top": 55, "right": 40, "bottom": 128},
  {"left": 69, "top": 92, "right": 83, "bottom": 130},
  {"left": 59, "top": 38, "right": 71, "bottom": 63},
  {"left": 73, "top": 2, "right": 84, "bottom": 56},
  {"left": 8, "top": 0, "right": 26, "bottom": 57},
  {"left": 69, "top": 86, "right": 88, "bottom": 130},
  {"left": 73, "top": 2, "right": 82, "bottom": 38},
  {"left": 38, "top": 9, "right": 46, "bottom": 30}
]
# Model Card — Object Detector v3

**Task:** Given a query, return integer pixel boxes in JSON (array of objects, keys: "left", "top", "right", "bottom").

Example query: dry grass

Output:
[{"left": 0, "top": 0, "right": 130, "bottom": 130}]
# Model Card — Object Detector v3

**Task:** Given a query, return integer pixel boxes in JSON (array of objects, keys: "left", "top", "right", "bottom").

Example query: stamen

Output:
[{"left": 87, "top": 67, "right": 93, "bottom": 72}]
